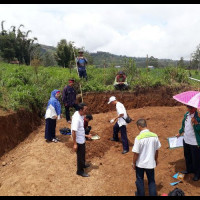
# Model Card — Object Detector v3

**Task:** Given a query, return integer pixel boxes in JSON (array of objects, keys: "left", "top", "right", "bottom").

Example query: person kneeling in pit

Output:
[{"left": 84, "top": 114, "right": 93, "bottom": 140}]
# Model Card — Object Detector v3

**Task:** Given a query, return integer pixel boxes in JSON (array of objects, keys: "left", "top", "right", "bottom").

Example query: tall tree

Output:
[
  {"left": 191, "top": 44, "right": 200, "bottom": 70},
  {"left": 0, "top": 21, "right": 39, "bottom": 65},
  {"left": 55, "top": 39, "right": 74, "bottom": 68}
]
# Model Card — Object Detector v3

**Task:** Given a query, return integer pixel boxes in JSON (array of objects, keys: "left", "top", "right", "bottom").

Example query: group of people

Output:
[{"left": 43, "top": 50, "right": 200, "bottom": 196}]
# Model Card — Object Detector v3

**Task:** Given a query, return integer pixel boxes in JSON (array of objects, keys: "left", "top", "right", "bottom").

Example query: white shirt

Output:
[
  {"left": 71, "top": 111, "right": 85, "bottom": 144},
  {"left": 184, "top": 113, "right": 197, "bottom": 145},
  {"left": 45, "top": 104, "right": 60, "bottom": 120},
  {"left": 132, "top": 129, "right": 161, "bottom": 169},
  {"left": 116, "top": 102, "right": 127, "bottom": 127}
]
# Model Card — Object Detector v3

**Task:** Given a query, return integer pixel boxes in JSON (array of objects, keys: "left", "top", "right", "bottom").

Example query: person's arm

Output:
[
  {"left": 62, "top": 87, "right": 68, "bottom": 106},
  {"left": 155, "top": 150, "right": 159, "bottom": 166},
  {"left": 85, "top": 134, "right": 92, "bottom": 139},
  {"left": 113, "top": 77, "right": 118, "bottom": 85},
  {"left": 84, "top": 57, "right": 88, "bottom": 64},
  {"left": 132, "top": 152, "right": 139, "bottom": 170},
  {"left": 176, "top": 114, "right": 186, "bottom": 137},
  {"left": 72, "top": 130, "right": 78, "bottom": 152},
  {"left": 110, "top": 113, "right": 124, "bottom": 123},
  {"left": 192, "top": 112, "right": 200, "bottom": 132}
]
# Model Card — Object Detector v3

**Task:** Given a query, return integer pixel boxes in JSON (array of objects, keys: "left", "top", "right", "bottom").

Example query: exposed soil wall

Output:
[
  {"left": 0, "top": 85, "right": 191, "bottom": 158},
  {"left": 0, "top": 109, "right": 41, "bottom": 157},
  {"left": 82, "top": 86, "right": 191, "bottom": 114}
]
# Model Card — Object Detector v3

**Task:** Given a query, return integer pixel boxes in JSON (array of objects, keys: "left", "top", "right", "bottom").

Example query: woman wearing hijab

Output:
[{"left": 45, "top": 89, "right": 62, "bottom": 143}]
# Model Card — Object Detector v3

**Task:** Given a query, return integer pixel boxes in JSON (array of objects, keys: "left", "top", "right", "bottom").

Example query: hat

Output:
[
  {"left": 69, "top": 79, "right": 75, "bottom": 83},
  {"left": 108, "top": 96, "right": 116, "bottom": 104},
  {"left": 78, "top": 49, "right": 84, "bottom": 53}
]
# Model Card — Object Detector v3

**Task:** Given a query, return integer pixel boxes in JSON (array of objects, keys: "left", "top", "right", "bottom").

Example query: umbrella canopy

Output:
[{"left": 173, "top": 91, "right": 200, "bottom": 108}]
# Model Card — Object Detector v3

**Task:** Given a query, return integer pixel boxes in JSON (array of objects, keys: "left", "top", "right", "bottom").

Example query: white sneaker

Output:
[
  {"left": 55, "top": 137, "right": 60, "bottom": 141},
  {"left": 52, "top": 138, "right": 58, "bottom": 143}
]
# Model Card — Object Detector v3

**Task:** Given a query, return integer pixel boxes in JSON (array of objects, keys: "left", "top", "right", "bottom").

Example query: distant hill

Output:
[{"left": 39, "top": 44, "right": 189, "bottom": 68}]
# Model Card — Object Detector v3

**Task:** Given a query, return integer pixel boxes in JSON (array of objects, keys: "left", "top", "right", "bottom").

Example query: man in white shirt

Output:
[
  {"left": 132, "top": 119, "right": 161, "bottom": 196},
  {"left": 108, "top": 96, "right": 129, "bottom": 154},
  {"left": 71, "top": 103, "right": 92, "bottom": 177}
]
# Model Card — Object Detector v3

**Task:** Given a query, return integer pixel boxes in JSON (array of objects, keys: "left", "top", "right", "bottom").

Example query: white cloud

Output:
[{"left": 1, "top": 4, "right": 200, "bottom": 60}]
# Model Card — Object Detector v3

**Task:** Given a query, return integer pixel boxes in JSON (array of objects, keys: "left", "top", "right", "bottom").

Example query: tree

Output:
[
  {"left": 42, "top": 51, "right": 57, "bottom": 67},
  {"left": 148, "top": 56, "right": 159, "bottom": 68},
  {"left": 191, "top": 44, "right": 200, "bottom": 70},
  {"left": 55, "top": 39, "right": 74, "bottom": 68},
  {"left": 0, "top": 21, "right": 39, "bottom": 65},
  {"left": 177, "top": 57, "right": 185, "bottom": 69}
]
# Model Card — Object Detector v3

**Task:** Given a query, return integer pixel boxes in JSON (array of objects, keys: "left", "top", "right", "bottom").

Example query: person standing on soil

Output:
[
  {"left": 62, "top": 79, "right": 79, "bottom": 124},
  {"left": 108, "top": 96, "right": 129, "bottom": 154},
  {"left": 176, "top": 105, "right": 200, "bottom": 181},
  {"left": 45, "top": 89, "right": 62, "bottom": 143},
  {"left": 132, "top": 119, "right": 161, "bottom": 196},
  {"left": 76, "top": 49, "right": 88, "bottom": 81},
  {"left": 71, "top": 103, "right": 92, "bottom": 177}
]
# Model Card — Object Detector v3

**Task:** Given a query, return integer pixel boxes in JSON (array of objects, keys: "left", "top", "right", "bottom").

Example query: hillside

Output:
[{"left": 39, "top": 44, "right": 189, "bottom": 68}]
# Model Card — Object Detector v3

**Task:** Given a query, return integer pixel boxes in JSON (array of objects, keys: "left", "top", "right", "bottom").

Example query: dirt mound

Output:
[
  {"left": 82, "top": 86, "right": 191, "bottom": 114},
  {"left": 0, "top": 109, "right": 41, "bottom": 157}
]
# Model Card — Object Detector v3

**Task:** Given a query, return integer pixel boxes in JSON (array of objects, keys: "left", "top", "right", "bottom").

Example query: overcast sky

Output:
[{"left": 1, "top": 4, "right": 200, "bottom": 60}]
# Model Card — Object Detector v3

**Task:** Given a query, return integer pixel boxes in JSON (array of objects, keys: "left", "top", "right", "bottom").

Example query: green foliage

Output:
[
  {"left": 0, "top": 62, "right": 196, "bottom": 114},
  {"left": 163, "top": 67, "right": 189, "bottom": 84},
  {"left": 0, "top": 21, "right": 38, "bottom": 65},
  {"left": 55, "top": 39, "right": 74, "bottom": 68}
]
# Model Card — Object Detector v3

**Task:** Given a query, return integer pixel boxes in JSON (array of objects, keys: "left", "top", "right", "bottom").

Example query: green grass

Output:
[{"left": 0, "top": 62, "right": 197, "bottom": 115}]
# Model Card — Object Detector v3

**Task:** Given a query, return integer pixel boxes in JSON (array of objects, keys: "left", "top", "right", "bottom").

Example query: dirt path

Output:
[{"left": 0, "top": 106, "right": 200, "bottom": 196}]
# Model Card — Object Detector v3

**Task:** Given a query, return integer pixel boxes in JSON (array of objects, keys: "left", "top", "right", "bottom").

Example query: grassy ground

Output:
[{"left": 0, "top": 62, "right": 198, "bottom": 114}]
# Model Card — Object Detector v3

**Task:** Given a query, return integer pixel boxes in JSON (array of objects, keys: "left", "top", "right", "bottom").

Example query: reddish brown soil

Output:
[
  {"left": 0, "top": 105, "right": 200, "bottom": 196},
  {"left": 81, "top": 86, "right": 191, "bottom": 114},
  {"left": 0, "top": 109, "right": 41, "bottom": 157}
]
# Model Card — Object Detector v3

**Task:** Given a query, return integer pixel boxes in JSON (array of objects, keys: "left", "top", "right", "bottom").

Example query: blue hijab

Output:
[{"left": 46, "top": 89, "right": 61, "bottom": 115}]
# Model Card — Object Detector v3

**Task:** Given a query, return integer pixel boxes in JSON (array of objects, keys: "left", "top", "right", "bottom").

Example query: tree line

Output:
[
  {"left": 1, "top": 20, "right": 200, "bottom": 69},
  {"left": 0, "top": 21, "right": 93, "bottom": 68}
]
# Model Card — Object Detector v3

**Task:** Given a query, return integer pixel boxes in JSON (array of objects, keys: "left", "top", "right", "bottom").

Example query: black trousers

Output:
[
  {"left": 45, "top": 118, "right": 56, "bottom": 141},
  {"left": 183, "top": 139, "right": 200, "bottom": 177},
  {"left": 77, "top": 143, "right": 86, "bottom": 174},
  {"left": 113, "top": 122, "right": 129, "bottom": 151},
  {"left": 135, "top": 167, "right": 157, "bottom": 196},
  {"left": 65, "top": 104, "right": 79, "bottom": 121}
]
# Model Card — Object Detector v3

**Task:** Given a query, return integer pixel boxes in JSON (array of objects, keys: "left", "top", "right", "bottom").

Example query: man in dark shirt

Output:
[{"left": 62, "top": 79, "right": 79, "bottom": 124}]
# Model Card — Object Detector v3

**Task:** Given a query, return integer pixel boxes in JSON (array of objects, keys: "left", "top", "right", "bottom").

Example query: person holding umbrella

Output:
[{"left": 174, "top": 91, "right": 200, "bottom": 181}]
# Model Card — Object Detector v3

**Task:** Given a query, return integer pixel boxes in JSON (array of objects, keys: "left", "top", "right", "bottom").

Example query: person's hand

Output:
[
  {"left": 110, "top": 119, "right": 115, "bottom": 123},
  {"left": 132, "top": 163, "right": 136, "bottom": 170},
  {"left": 87, "top": 134, "right": 92, "bottom": 139},
  {"left": 176, "top": 133, "right": 181, "bottom": 138},
  {"left": 73, "top": 144, "right": 78, "bottom": 152},
  {"left": 192, "top": 117, "right": 198, "bottom": 125}
]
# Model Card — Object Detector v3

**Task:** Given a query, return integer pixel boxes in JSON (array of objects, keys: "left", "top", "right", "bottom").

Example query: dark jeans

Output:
[
  {"left": 78, "top": 69, "right": 87, "bottom": 80},
  {"left": 114, "top": 84, "right": 128, "bottom": 90},
  {"left": 183, "top": 139, "right": 200, "bottom": 177},
  {"left": 77, "top": 143, "right": 86, "bottom": 174},
  {"left": 45, "top": 118, "right": 56, "bottom": 141},
  {"left": 113, "top": 122, "right": 129, "bottom": 151},
  {"left": 65, "top": 104, "right": 79, "bottom": 121},
  {"left": 135, "top": 167, "right": 157, "bottom": 196}
]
